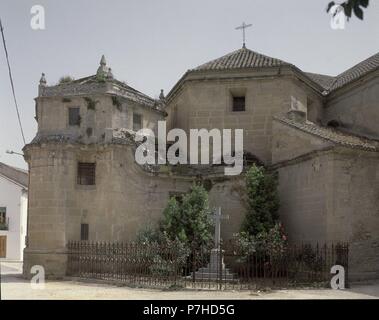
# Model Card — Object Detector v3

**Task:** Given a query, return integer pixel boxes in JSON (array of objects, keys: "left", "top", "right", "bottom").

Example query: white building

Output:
[{"left": 0, "top": 162, "right": 28, "bottom": 261}]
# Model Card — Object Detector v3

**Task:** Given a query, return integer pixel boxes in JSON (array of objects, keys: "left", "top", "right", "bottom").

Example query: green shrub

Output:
[
  {"left": 59, "top": 76, "right": 74, "bottom": 84},
  {"left": 111, "top": 96, "right": 122, "bottom": 111},
  {"left": 242, "top": 164, "right": 280, "bottom": 236},
  {"left": 161, "top": 184, "right": 213, "bottom": 249},
  {"left": 84, "top": 97, "right": 99, "bottom": 110}
]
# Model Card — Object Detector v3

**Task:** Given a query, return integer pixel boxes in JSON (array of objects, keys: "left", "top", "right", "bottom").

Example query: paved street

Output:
[{"left": 1, "top": 262, "right": 379, "bottom": 300}]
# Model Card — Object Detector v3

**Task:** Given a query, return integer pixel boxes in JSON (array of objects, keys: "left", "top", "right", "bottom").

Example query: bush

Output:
[
  {"left": 161, "top": 184, "right": 213, "bottom": 249},
  {"left": 135, "top": 224, "right": 162, "bottom": 245},
  {"left": 135, "top": 227, "right": 190, "bottom": 277},
  {"left": 242, "top": 165, "right": 280, "bottom": 236},
  {"left": 233, "top": 223, "right": 287, "bottom": 256},
  {"left": 58, "top": 76, "right": 74, "bottom": 84}
]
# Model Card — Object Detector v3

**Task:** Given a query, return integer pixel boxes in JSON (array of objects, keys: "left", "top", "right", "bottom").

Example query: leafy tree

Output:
[
  {"left": 327, "top": 0, "right": 369, "bottom": 20},
  {"left": 241, "top": 165, "right": 280, "bottom": 237},
  {"left": 161, "top": 184, "right": 213, "bottom": 248}
]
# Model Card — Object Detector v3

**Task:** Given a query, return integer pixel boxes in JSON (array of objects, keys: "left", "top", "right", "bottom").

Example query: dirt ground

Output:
[{"left": 1, "top": 261, "right": 379, "bottom": 300}]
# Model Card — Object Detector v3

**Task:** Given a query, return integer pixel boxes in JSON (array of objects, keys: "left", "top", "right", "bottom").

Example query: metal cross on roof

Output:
[{"left": 235, "top": 22, "right": 252, "bottom": 48}]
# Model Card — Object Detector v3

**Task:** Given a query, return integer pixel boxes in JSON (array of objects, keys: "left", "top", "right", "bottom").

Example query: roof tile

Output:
[{"left": 193, "top": 47, "right": 291, "bottom": 71}]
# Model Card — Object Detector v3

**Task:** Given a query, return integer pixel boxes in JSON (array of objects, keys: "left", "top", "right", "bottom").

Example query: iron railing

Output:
[{"left": 66, "top": 241, "right": 348, "bottom": 290}]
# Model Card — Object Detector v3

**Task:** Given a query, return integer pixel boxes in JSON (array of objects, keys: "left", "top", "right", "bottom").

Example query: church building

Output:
[{"left": 23, "top": 47, "right": 379, "bottom": 280}]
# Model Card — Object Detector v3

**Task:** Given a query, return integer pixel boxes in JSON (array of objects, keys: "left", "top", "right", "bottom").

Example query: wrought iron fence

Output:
[{"left": 66, "top": 241, "right": 348, "bottom": 290}]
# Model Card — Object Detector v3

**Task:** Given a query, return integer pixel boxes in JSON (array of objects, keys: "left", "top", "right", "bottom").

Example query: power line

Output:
[{"left": 0, "top": 17, "right": 26, "bottom": 145}]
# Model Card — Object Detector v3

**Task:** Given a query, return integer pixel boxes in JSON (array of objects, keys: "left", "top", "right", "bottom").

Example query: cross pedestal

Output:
[{"left": 191, "top": 207, "right": 237, "bottom": 281}]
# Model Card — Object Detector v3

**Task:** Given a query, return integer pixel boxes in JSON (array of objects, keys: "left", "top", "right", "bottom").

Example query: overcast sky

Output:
[{"left": 0, "top": 0, "right": 378, "bottom": 169}]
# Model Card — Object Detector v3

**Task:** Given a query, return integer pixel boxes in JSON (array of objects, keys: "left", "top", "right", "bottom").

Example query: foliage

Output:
[
  {"left": 58, "top": 76, "right": 74, "bottom": 84},
  {"left": 232, "top": 231, "right": 256, "bottom": 257},
  {"left": 327, "top": 0, "right": 369, "bottom": 20},
  {"left": 234, "top": 222, "right": 287, "bottom": 256},
  {"left": 135, "top": 225, "right": 190, "bottom": 277},
  {"left": 254, "top": 222, "right": 287, "bottom": 254},
  {"left": 241, "top": 165, "right": 280, "bottom": 237},
  {"left": 111, "top": 95, "right": 122, "bottom": 111},
  {"left": 84, "top": 97, "right": 99, "bottom": 110},
  {"left": 135, "top": 224, "right": 163, "bottom": 245},
  {"left": 96, "top": 73, "right": 107, "bottom": 83},
  {"left": 161, "top": 184, "right": 213, "bottom": 249},
  {"left": 148, "top": 239, "right": 190, "bottom": 276}
]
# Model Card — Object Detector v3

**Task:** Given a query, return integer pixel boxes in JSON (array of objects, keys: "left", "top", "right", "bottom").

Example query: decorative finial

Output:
[
  {"left": 107, "top": 68, "right": 113, "bottom": 79},
  {"left": 39, "top": 73, "right": 46, "bottom": 86},
  {"left": 159, "top": 89, "right": 165, "bottom": 100},
  {"left": 100, "top": 55, "right": 106, "bottom": 66},
  {"left": 97, "top": 54, "right": 110, "bottom": 77},
  {"left": 235, "top": 22, "right": 252, "bottom": 48}
]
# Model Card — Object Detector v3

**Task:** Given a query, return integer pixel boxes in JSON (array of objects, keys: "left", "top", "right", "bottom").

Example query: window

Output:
[
  {"left": 133, "top": 113, "right": 142, "bottom": 131},
  {"left": 68, "top": 107, "right": 80, "bottom": 126},
  {"left": 232, "top": 96, "right": 245, "bottom": 112},
  {"left": 0, "top": 207, "right": 6, "bottom": 224},
  {"left": 0, "top": 207, "right": 7, "bottom": 230},
  {"left": 81, "top": 223, "right": 89, "bottom": 241},
  {"left": 77, "top": 162, "right": 96, "bottom": 185}
]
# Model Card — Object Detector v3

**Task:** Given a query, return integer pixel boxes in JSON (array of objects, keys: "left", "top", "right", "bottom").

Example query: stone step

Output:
[
  {"left": 197, "top": 267, "right": 232, "bottom": 273},
  {"left": 191, "top": 272, "right": 238, "bottom": 281}
]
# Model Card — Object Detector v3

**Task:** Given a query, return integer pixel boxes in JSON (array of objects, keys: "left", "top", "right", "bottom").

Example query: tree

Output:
[
  {"left": 241, "top": 165, "right": 280, "bottom": 236},
  {"left": 327, "top": 0, "right": 369, "bottom": 20},
  {"left": 161, "top": 184, "right": 213, "bottom": 248}
]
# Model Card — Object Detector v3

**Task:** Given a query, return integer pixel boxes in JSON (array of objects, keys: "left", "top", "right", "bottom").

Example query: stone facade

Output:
[{"left": 23, "top": 49, "right": 379, "bottom": 280}]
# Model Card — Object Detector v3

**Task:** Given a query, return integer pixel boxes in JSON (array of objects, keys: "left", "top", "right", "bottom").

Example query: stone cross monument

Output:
[
  {"left": 191, "top": 207, "right": 236, "bottom": 280},
  {"left": 212, "top": 207, "right": 229, "bottom": 249}
]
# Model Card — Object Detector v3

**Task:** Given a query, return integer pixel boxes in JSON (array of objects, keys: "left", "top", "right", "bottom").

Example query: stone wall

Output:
[
  {"left": 36, "top": 94, "right": 164, "bottom": 144},
  {"left": 23, "top": 141, "right": 246, "bottom": 277},
  {"left": 325, "top": 70, "right": 379, "bottom": 139},
  {"left": 329, "top": 149, "right": 379, "bottom": 280},
  {"left": 276, "top": 152, "right": 332, "bottom": 244},
  {"left": 166, "top": 72, "right": 324, "bottom": 165},
  {"left": 272, "top": 118, "right": 379, "bottom": 280}
]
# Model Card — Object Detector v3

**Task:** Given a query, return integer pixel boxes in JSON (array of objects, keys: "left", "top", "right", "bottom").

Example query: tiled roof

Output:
[
  {"left": 329, "top": 52, "right": 379, "bottom": 91},
  {"left": 274, "top": 115, "right": 379, "bottom": 152},
  {"left": 190, "top": 47, "right": 379, "bottom": 94},
  {"left": 305, "top": 72, "right": 335, "bottom": 90},
  {"left": 0, "top": 162, "right": 28, "bottom": 188},
  {"left": 305, "top": 53, "right": 379, "bottom": 92},
  {"left": 193, "top": 47, "right": 291, "bottom": 71},
  {"left": 41, "top": 75, "right": 162, "bottom": 110}
]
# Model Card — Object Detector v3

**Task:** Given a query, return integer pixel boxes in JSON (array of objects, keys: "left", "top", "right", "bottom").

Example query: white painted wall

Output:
[{"left": 0, "top": 175, "right": 27, "bottom": 261}]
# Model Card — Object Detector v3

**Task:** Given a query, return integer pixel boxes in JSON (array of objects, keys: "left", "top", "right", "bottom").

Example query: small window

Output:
[
  {"left": 68, "top": 107, "right": 80, "bottom": 126},
  {"left": 77, "top": 162, "right": 96, "bottom": 185},
  {"left": 133, "top": 113, "right": 142, "bottom": 131},
  {"left": 0, "top": 207, "right": 6, "bottom": 224},
  {"left": 232, "top": 96, "right": 245, "bottom": 112},
  {"left": 81, "top": 223, "right": 89, "bottom": 241}
]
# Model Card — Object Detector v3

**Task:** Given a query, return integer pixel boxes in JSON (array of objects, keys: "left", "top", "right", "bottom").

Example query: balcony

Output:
[{"left": 0, "top": 218, "right": 9, "bottom": 231}]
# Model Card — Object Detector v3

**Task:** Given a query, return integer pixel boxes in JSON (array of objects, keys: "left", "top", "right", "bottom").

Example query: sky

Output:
[{"left": 0, "top": 0, "right": 378, "bottom": 169}]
